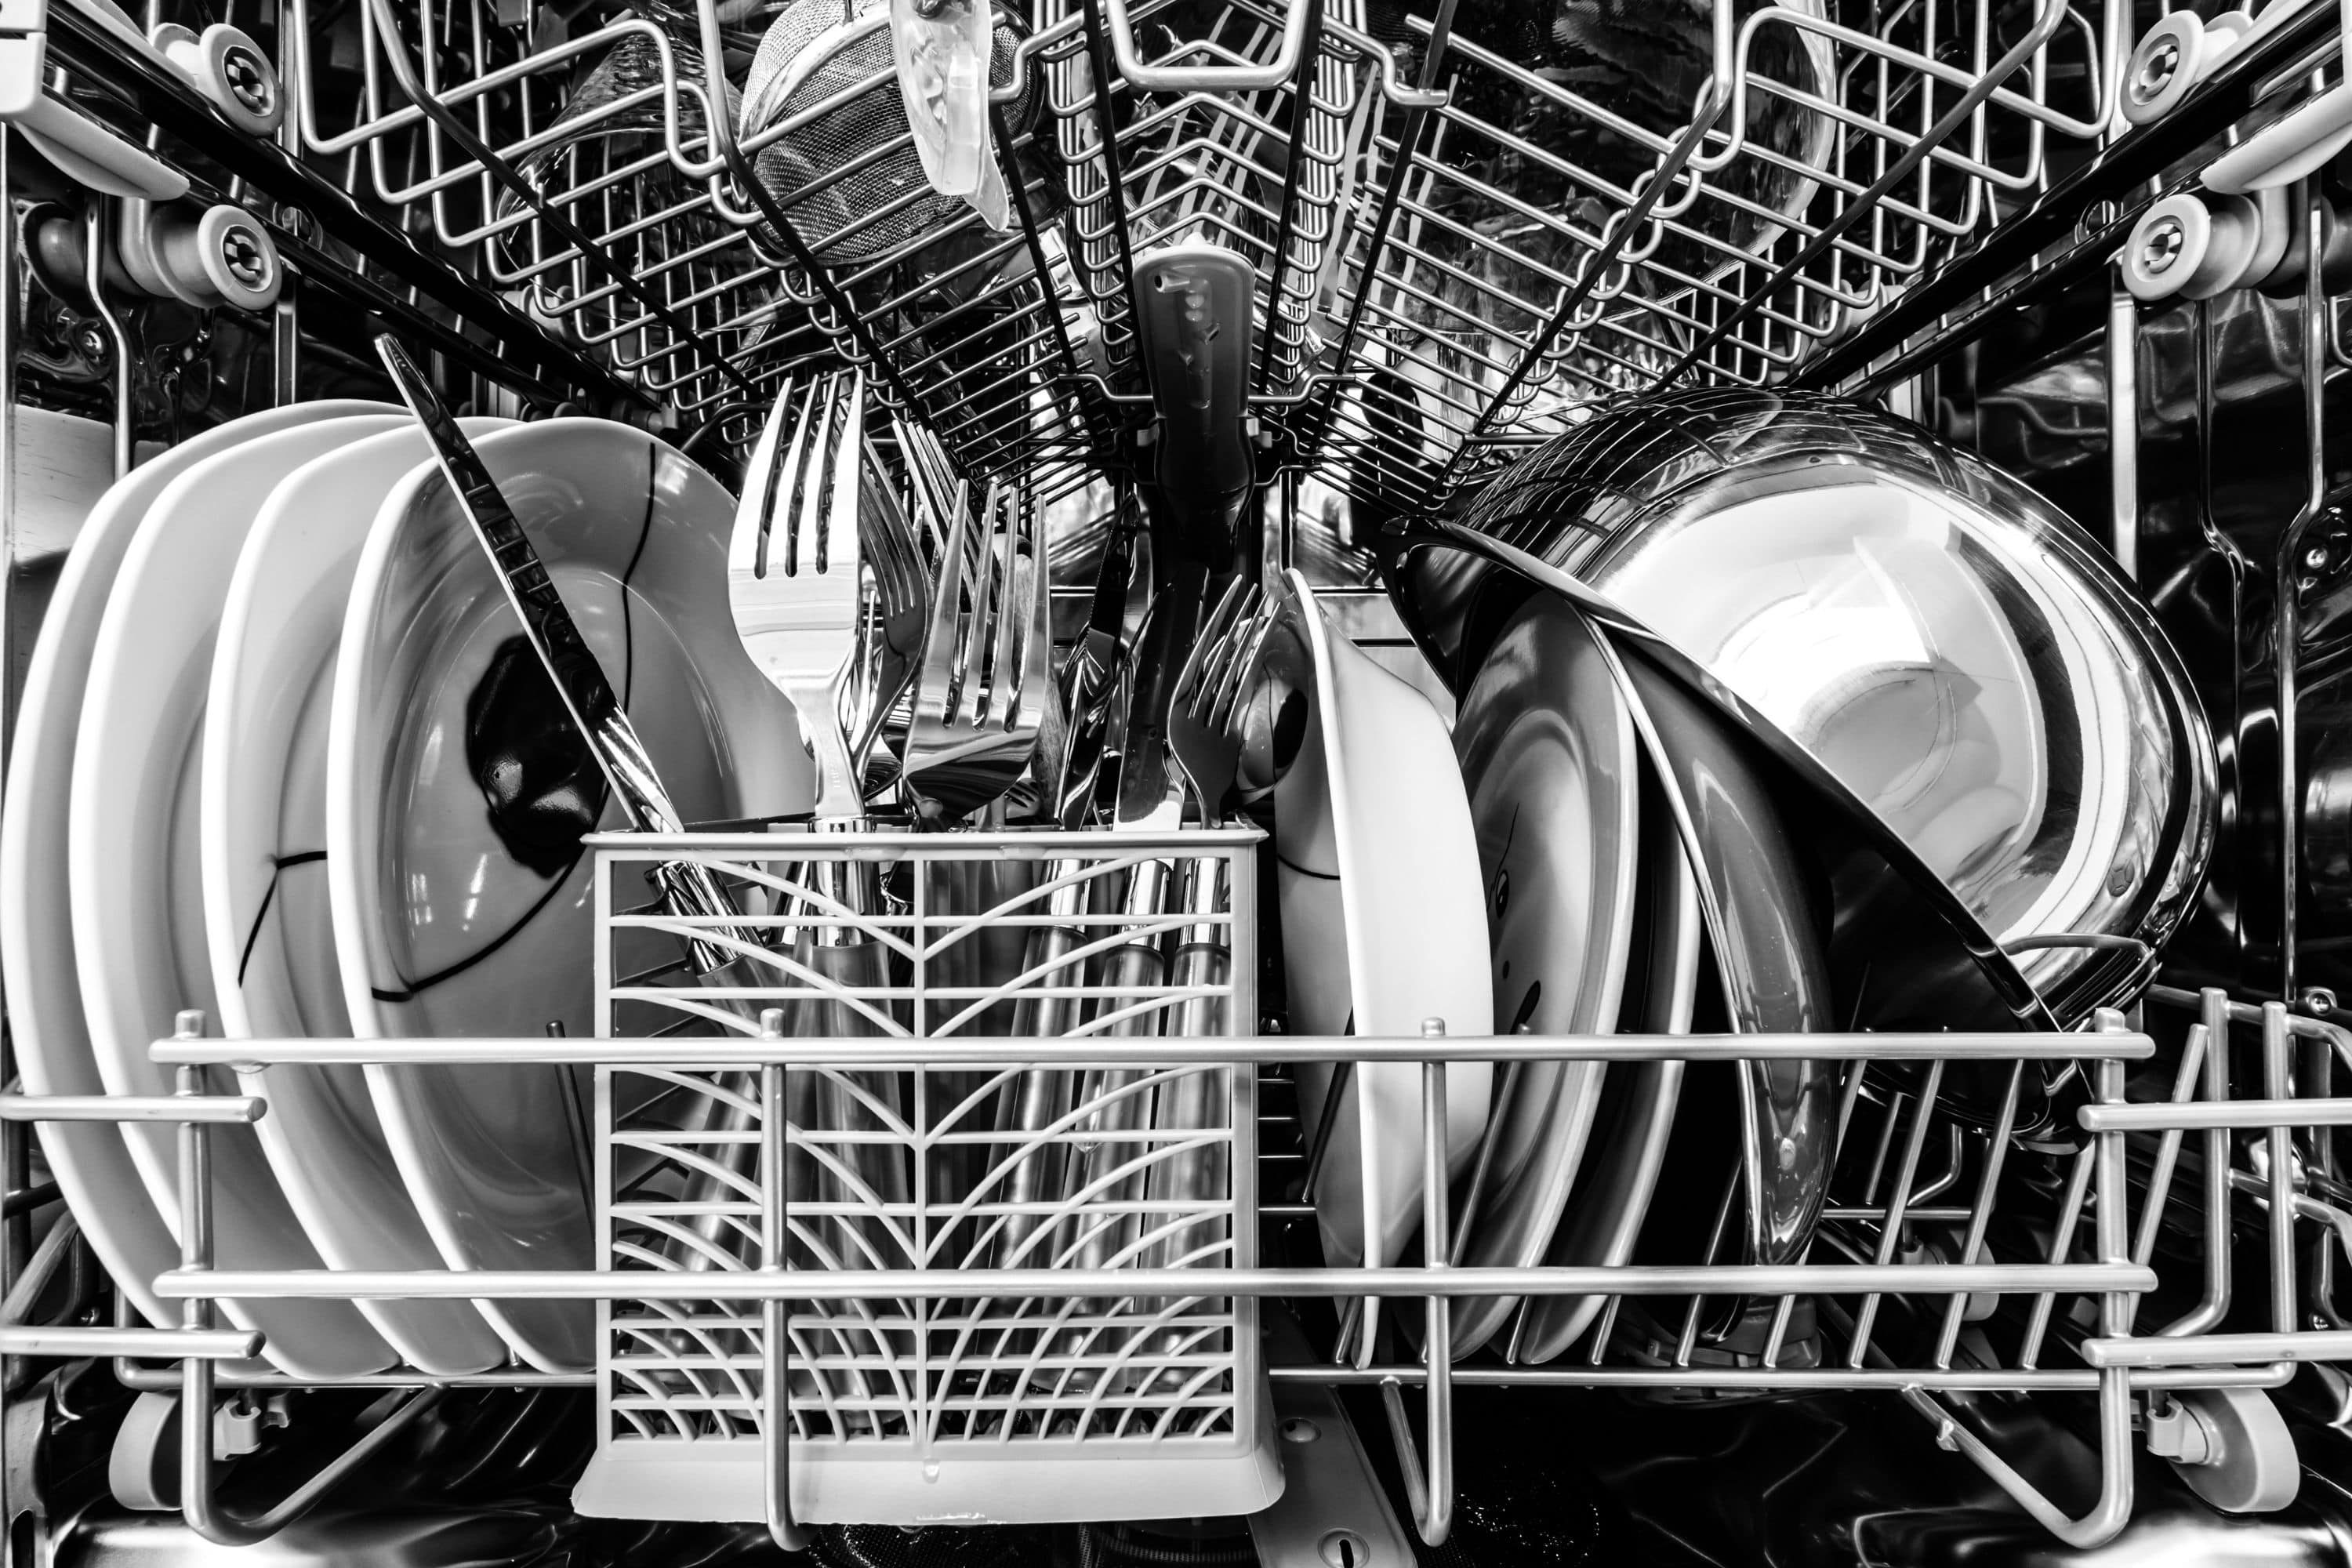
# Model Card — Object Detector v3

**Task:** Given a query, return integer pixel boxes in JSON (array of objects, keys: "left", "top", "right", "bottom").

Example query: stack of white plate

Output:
[{"left": 0, "top": 406, "right": 809, "bottom": 1375}]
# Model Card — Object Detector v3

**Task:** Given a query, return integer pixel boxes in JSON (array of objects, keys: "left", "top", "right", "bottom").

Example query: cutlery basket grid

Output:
[
  {"left": 580, "top": 826, "right": 1276, "bottom": 1525},
  {"left": 230, "top": 0, "right": 2116, "bottom": 496}
]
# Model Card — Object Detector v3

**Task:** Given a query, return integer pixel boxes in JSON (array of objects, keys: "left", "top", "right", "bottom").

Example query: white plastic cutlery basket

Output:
[{"left": 576, "top": 825, "right": 1279, "bottom": 1527}]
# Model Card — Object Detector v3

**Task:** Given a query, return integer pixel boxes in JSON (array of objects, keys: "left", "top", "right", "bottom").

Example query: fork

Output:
[
  {"left": 1168, "top": 576, "right": 1274, "bottom": 829},
  {"left": 1135, "top": 578, "right": 1276, "bottom": 1294},
  {"left": 728, "top": 366, "right": 910, "bottom": 1272},
  {"left": 848, "top": 431, "right": 931, "bottom": 788},
  {"left": 905, "top": 477, "right": 1052, "bottom": 825},
  {"left": 729, "top": 365, "right": 867, "bottom": 823}
]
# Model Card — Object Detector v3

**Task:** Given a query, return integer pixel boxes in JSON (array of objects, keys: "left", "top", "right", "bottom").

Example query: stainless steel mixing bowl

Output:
[{"left": 1399, "top": 388, "right": 2217, "bottom": 1025}]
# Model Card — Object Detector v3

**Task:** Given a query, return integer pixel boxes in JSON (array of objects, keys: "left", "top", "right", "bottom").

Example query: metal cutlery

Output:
[
  {"left": 905, "top": 477, "right": 1052, "bottom": 825},
  {"left": 1147, "top": 577, "right": 1276, "bottom": 1277},
  {"left": 1065, "top": 569, "right": 1214, "bottom": 1289},
  {"left": 848, "top": 433, "right": 932, "bottom": 785},
  {"left": 990, "top": 502, "right": 1142, "bottom": 1271},
  {"left": 375, "top": 336, "right": 775, "bottom": 1276},
  {"left": 1168, "top": 577, "right": 1275, "bottom": 829},
  {"left": 374, "top": 336, "right": 753, "bottom": 968},
  {"left": 729, "top": 365, "right": 869, "bottom": 825},
  {"left": 728, "top": 367, "right": 909, "bottom": 1272}
]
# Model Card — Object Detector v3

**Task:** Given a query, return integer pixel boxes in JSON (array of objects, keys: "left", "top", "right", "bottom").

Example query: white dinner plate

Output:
[
  {"left": 1446, "top": 594, "right": 1642, "bottom": 1359},
  {"left": 1275, "top": 570, "right": 1494, "bottom": 1355},
  {"left": 204, "top": 423, "right": 520, "bottom": 1375},
  {"left": 332, "top": 420, "right": 807, "bottom": 1372},
  {"left": 71, "top": 413, "right": 408, "bottom": 1379},
  {"left": 1515, "top": 758, "right": 1699, "bottom": 1363},
  {"left": 2, "top": 402, "right": 394, "bottom": 1335}
]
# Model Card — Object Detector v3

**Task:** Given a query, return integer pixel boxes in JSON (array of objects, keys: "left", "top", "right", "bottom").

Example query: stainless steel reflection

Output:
[
  {"left": 1607, "top": 648, "right": 1838, "bottom": 1277},
  {"left": 1398, "top": 390, "right": 2216, "bottom": 1025},
  {"left": 1377, "top": 511, "right": 2069, "bottom": 1142}
]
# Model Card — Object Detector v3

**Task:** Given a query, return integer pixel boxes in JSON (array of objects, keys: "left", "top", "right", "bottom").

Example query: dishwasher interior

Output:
[{"left": 2, "top": 0, "right": 2350, "bottom": 1563}]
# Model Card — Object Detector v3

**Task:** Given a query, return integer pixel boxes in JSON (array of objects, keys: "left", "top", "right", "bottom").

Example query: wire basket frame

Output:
[
  {"left": 577, "top": 826, "right": 1278, "bottom": 1526},
  {"left": 267, "top": 0, "right": 2125, "bottom": 499},
  {"left": 4, "top": 986, "right": 2339, "bottom": 1551}
]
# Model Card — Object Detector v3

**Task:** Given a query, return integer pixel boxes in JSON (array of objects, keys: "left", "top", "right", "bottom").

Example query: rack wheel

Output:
[
  {"left": 150, "top": 22, "right": 282, "bottom": 137},
  {"left": 107, "top": 1391, "right": 180, "bottom": 1512},
  {"left": 2122, "top": 9, "right": 2254, "bottom": 128},
  {"left": 2123, "top": 192, "right": 2266, "bottom": 301},
  {"left": 2151, "top": 1387, "right": 2300, "bottom": 1513},
  {"left": 170, "top": 205, "right": 282, "bottom": 312}
]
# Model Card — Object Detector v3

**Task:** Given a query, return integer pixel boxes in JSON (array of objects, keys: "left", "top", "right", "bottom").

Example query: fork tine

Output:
[
  {"left": 1173, "top": 576, "right": 1250, "bottom": 717},
  {"left": 986, "top": 483, "right": 1022, "bottom": 730},
  {"left": 1013, "top": 481, "right": 1050, "bottom": 728},
  {"left": 919, "top": 481, "right": 975, "bottom": 728},
  {"left": 825, "top": 366, "right": 866, "bottom": 576},
  {"left": 729, "top": 378, "right": 797, "bottom": 581},
  {"left": 1207, "top": 598, "right": 1275, "bottom": 736},
  {"left": 788, "top": 370, "right": 839, "bottom": 578}
]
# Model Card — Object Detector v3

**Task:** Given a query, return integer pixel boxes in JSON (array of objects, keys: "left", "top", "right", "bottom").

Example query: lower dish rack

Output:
[{"left": 5, "top": 829, "right": 2351, "bottom": 1553}]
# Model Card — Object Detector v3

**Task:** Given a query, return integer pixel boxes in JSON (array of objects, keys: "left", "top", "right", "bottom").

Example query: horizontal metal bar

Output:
[
  {"left": 586, "top": 829, "right": 1267, "bottom": 854},
  {"left": 112, "top": 1364, "right": 594, "bottom": 1391},
  {"left": 2145, "top": 986, "right": 2352, "bottom": 1047},
  {"left": 5, "top": 1181, "right": 61, "bottom": 1218},
  {"left": 2077, "top": 1098, "right": 2352, "bottom": 1132},
  {"left": 2085, "top": 1330, "right": 2352, "bottom": 1368},
  {"left": 151, "top": 1032, "right": 2149, "bottom": 1069},
  {"left": 155, "top": 1261, "right": 2154, "bottom": 1302},
  {"left": 1277, "top": 1363, "right": 2291, "bottom": 1392},
  {"left": 0, "top": 1326, "right": 261, "bottom": 1359},
  {"left": 0, "top": 1094, "right": 263, "bottom": 1124}
]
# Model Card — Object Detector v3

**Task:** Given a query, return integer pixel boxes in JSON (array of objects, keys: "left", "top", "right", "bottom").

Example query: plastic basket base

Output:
[{"left": 571, "top": 1431, "right": 1286, "bottom": 1526}]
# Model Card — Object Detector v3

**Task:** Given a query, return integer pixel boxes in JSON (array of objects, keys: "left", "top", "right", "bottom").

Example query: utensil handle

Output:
[
  {"left": 992, "top": 866, "right": 1089, "bottom": 1270},
  {"left": 1148, "top": 936, "right": 1229, "bottom": 1272}
]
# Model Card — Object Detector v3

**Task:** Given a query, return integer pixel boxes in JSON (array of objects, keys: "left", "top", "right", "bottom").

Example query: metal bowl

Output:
[{"left": 1397, "top": 388, "right": 2217, "bottom": 1024}]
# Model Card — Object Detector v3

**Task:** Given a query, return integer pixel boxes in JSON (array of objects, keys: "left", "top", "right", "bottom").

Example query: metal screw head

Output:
[
  {"left": 1318, "top": 1528, "right": 1370, "bottom": 1568},
  {"left": 2137, "top": 215, "right": 2187, "bottom": 275},
  {"left": 1279, "top": 1416, "right": 1319, "bottom": 1444}
]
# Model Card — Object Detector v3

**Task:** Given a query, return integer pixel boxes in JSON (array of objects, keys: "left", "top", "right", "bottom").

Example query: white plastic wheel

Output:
[
  {"left": 107, "top": 1390, "right": 180, "bottom": 1512},
  {"left": 2165, "top": 1387, "right": 2301, "bottom": 1514},
  {"left": 186, "top": 205, "right": 283, "bottom": 312},
  {"left": 2122, "top": 10, "right": 2254, "bottom": 129},
  {"left": 151, "top": 20, "right": 282, "bottom": 136},
  {"left": 2122, "top": 192, "right": 2263, "bottom": 302}
]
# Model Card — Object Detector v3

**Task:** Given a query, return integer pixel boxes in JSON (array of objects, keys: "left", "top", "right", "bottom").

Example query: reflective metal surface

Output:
[
  {"left": 1611, "top": 648, "right": 1837, "bottom": 1274},
  {"left": 1396, "top": 388, "right": 2216, "bottom": 1025},
  {"left": 1447, "top": 595, "right": 1639, "bottom": 1356},
  {"left": 1514, "top": 740, "right": 1699, "bottom": 1364},
  {"left": 1377, "top": 506, "right": 2071, "bottom": 1142}
]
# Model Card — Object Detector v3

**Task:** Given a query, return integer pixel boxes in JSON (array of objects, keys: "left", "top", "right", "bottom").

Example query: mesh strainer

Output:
[{"left": 737, "top": 0, "right": 1038, "bottom": 267}]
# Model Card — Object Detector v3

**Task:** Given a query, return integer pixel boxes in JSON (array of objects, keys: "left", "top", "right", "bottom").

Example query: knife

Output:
[
  {"left": 375, "top": 338, "right": 741, "bottom": 924},
  {"left": 376, "top": 336, "right": 768, "bottom": 1264},
  {"left": 990, "top": 499, "right": 1142, "bottom": 1271}
]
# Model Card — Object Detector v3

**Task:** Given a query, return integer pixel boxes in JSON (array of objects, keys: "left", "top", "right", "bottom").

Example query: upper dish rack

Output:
[{"left": 248, "top": 0, "right": 2118, "bottom": 506}]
